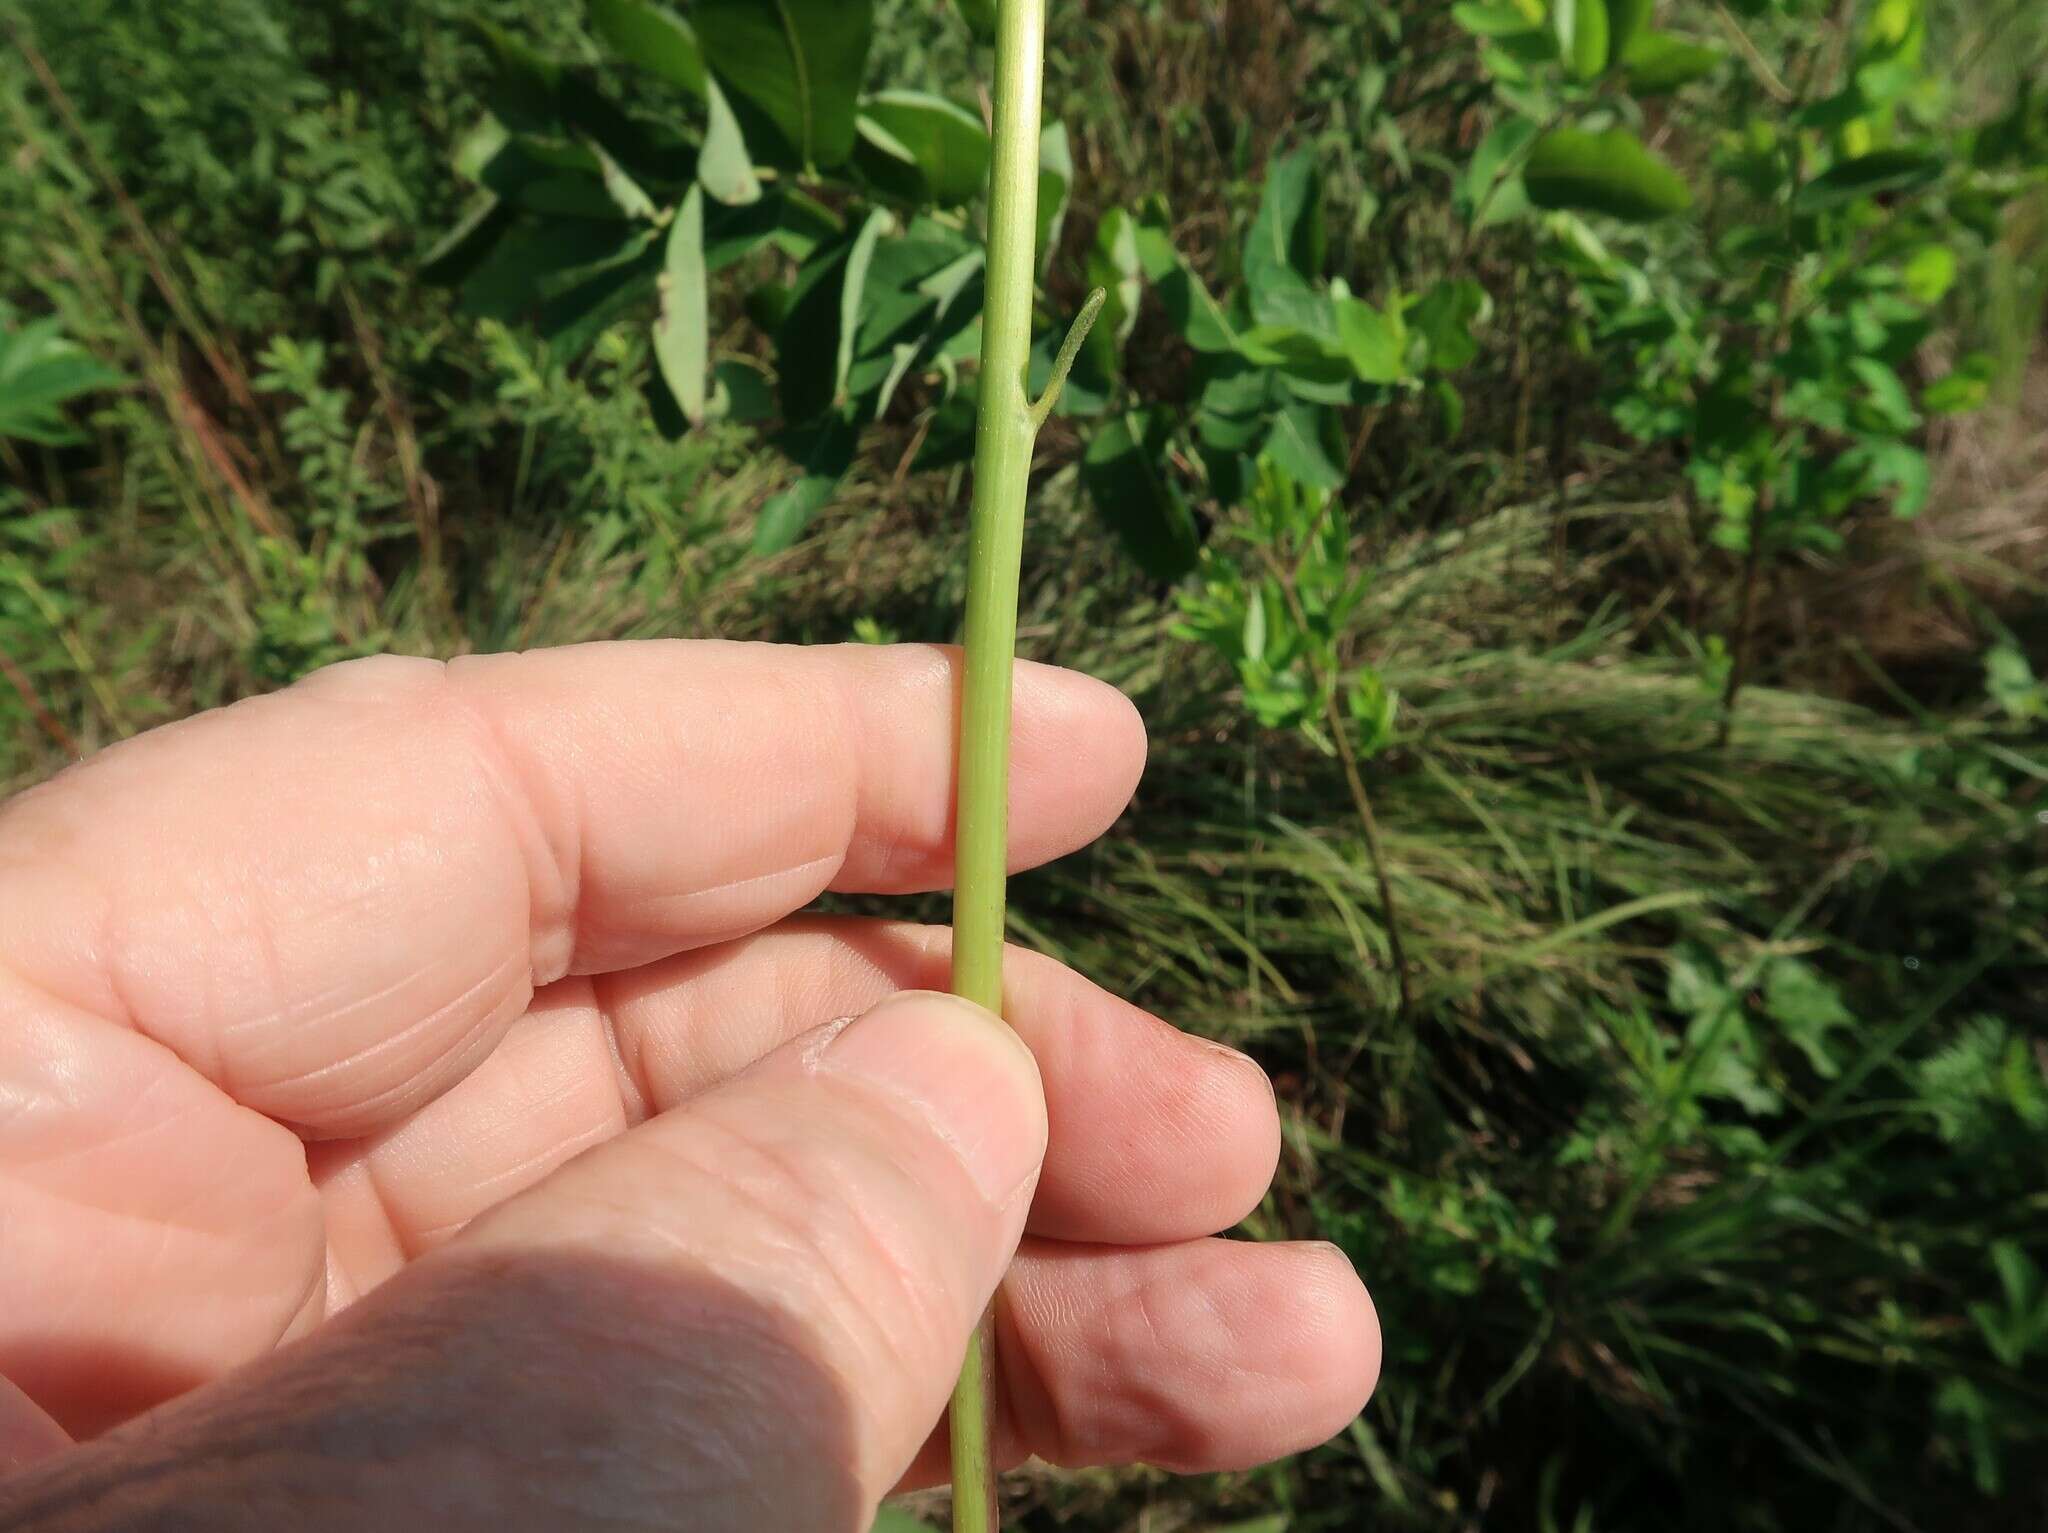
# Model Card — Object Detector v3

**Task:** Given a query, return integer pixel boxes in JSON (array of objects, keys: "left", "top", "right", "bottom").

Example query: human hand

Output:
[{"left": 0, "top": 642, "right": 1379, "bottom": 1530}]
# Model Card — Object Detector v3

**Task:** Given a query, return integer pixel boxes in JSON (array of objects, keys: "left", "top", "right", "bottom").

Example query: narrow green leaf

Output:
[
  {"left": 1556, "top": 0, "right": 1611, "bottom": 79},
  {"left": 837, "top": 209, "right": 891, "bottom": 406},
  {"left": 1524, "top": 128, "right": 1692, "bottom": 221},
  {"left": 588, "top": 140, "right": 661, "bottom": 221},
  {"left": 1246, "top": 147, "right": 1327, "bottom": 299},
  {"left": 655, "top": 184, "right": 709, "bottom": 424},
  {"left": 587, "top": 0, "right": 708, "bottom": 95},
  {"left": 1794, "top": 147, "right": 1944, "bottom": 211},
  {"left": 700, "top": 79, "right": 764, "bottom": 204},
  {"left": 1036, "top": 122, "right": 1073, "bottom": 271},
  {"left": 1451, "top": 3, "right": 1541, "bottom": 38}
]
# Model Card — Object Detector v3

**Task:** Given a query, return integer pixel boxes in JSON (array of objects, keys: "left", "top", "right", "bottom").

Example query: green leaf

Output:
[
  {"left": 1411, "top": 279, "right": 1489, "bottom": 372},
  {"left": 1901, "top": 243, "right": 1957, "bottom": 304},
  {"left": 469, "top": 20, "right": 563, "bottom": 134},
  {"left": 1605, "top": 0, "right": 1653, "bottom": 61},
  {"left": 1262, "top": 404, "right": 1344, "bottom": 490},
  {"left": 756, "top": 413, "right": 859, "bottom": 551},
  {"left": 854, "top": 91, "right": 991, "bottom": 206},
  {"left": 0, "top": 320, "right": 123, "bottom": 445},
  {"left": 1761, "top": 958, "right": 1854, "bottom": 1079},
  {"left": 837, "top": 209, "right": 892, "bottom": 406},
  {"left": 870, "top": 1509, "right": 934, "bottom": 1533},
  {"left": 1082, "top": 412, "right": 1202, "bottom": 579},
  {"left": 1849, "top": 356, "right": 1917, "bottom": 433},
  {"left": 1451, "top": 3, "right": 1542, "bottom": 38},
  {"left": 1159, "top": 265, "right": 1242, "bottom": 353},
  {"left": 696, "top": 0, "right": 875, "bottom": 169},
  {"left": 586, "top": 0, "right": 707, "bottom": 95},
  {"left": 1245, "top": 147, "right": 1327, "bottom": 325},
  {"left": 1036, "top": 122, "right": 1073, "bottom": 271},
  {"left": 654, "top": 185, "right": 709, "bottom": 425},
  {"left": 1620, "top": 29, "right": 1724, "bottom": 93},
  {"left": 1555, "top": 0, "right": 1611, "bottom": 79},
  {"left": 1524, "top": 128, "right": 1692, "bottom": 221},
  {"left": 419, "top": 196, "right": 517, "bottom": 287},
  {"left": 1794, "top": 147, "right": 1943, "bottom": 211},
  {"left": 1923, "top": 352, "right": 1996, "bottom": 415},
  {"left": 951, "top": 0, "right": 997, "bottom": 42},
  {"left": 1334, "top": 297, "right": 1408, "bottom": 383},
  {"left": 588, "top": 140, "right": 661, "bottom": 221},
  {"left": 700, "top": 80, "right": 765, "bottom": 204},
  {"left": 1857, "top": 438, "right": 1931, "bottom": 518}
]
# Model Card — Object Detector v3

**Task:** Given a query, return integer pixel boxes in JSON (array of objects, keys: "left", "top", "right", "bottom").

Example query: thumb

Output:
[{"left": 437, "top": 990, "right": 1047, "bottom": 1529}]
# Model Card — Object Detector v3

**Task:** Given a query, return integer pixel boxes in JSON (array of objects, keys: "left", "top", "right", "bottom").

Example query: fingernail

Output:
[{"left": 820, "top": 992, "right": 1046, "bottom": 1207}]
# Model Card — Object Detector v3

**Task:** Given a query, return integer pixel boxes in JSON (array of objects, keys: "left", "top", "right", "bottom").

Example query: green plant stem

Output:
[{"left": 949, "top": 2, "right": 1100, "bottom": 1530}]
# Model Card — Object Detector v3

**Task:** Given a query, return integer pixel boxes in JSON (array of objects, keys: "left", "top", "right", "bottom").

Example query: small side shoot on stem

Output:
[{"left": 947, "top": 2, "right": 1101, "bottom": 1531}]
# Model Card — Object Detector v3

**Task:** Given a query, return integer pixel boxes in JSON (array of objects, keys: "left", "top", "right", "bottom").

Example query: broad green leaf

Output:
[
  {"left": 1082, "top": 412, "right": 1201, "bottom": 579},
  {"left": 1159, "top": 265, "right": 1242, "bottom": 353},
  {"left": 854, "top": 91, "right": 991, "bottom": 206},
  {"left": 1555, "top": 0, "right": 1611, "bottom": 79},
  {"left": 1090, "top": 207, "right": 1145, "bottom": 346},
  {"left": 1849, "top": 356, "right": 1917, "bottom": 432},
  {"left": 0, "top": 321, "right": 123, "bottom": 445},
  {"left": 654, "top": 184, "right": 709, "bottom": 424},
  {"left": 1524, "top": 128, "right": 1692, "bottom": 221},
  {"left": 1923, "top": 352, "right": 1995, "bottom": 415},
  {"left": 951, "top": 0, "right": 997, "bottom": 43},
  {"left": 756, "top": 412, "right": 859, "bottom": 551},
  {"left": 1794, "top": 147, "right": 1943, "bottom": 211},
  {"left": 1411, "top": 279, "right": 1489, "bottom": 371},
  {"left": 696, "top": 0, "right": 875, "bottom": 169},
  {"left": 1334, "top": 297, "right": 1408, "bottom": 383},
  {"left": 1621, "top": 30, "right": 1724, "bottom": 93},
  {"left": 1606, "top": 0, "right": 1653, "bottom": 61},
  {"left": 1858, "top": 437, "right": 1930, "bottom": 517},
  {"left": 1262, "top": 404, "right": 1344, "bottom": 490},
  {"left": 1245, "top": 148, "right": 1327, "bottom": 307},
  {"left": 836, "top": 209, "right": 891, "bottom": 405},
  {"left": 587, "top": 0, "right": 707, "bottom": 95},
  {"left": 701, "top": 80, "right": 764, "bottom": 204},
  {"left": 1901, "top": 243, "right": 1957, "bottom": 304}
]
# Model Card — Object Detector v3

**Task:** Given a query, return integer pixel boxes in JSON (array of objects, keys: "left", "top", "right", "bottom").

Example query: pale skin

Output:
[{"left": 0, "top": 641, "right": 1381, "bottom": 1530}]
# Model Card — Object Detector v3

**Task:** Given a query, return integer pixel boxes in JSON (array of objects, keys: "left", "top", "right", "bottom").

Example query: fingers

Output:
[
  {"left": 313, "top": 922, "right": 1279, "bottom": 1292},
  {"left": 431, "top": 991, "right": 1047, "bottom": 1528},
  {"left": 0, "top": 1373, "right": 69, "bottom": 1475},
  {"left": 896, "top": 1237, "right": 1381, "bottom": 1487},
  {"left": 0, "top": 643, "right": 1144, "bottom": 1137}
]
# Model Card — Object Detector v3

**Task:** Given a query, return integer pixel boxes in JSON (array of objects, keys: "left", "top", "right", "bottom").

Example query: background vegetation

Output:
[{"left": 3, "top": 1, "right": 2046, "bottom": 1529}]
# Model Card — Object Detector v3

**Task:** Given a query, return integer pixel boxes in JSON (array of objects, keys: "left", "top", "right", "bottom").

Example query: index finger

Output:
[{"left": 0, "top": 641, "right": 1145, "bottom": 1136}]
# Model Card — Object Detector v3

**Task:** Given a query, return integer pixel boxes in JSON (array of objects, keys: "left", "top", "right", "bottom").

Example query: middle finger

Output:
[{"left": 313, "top": 920, "right": 1281, "bottom": 1295}]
